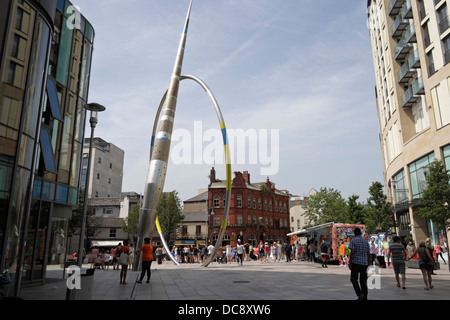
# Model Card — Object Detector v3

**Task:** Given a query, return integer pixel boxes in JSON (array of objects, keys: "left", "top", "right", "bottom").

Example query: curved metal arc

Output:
[{"left": 150, "top": 75, "right": 231, "bottom": 267}]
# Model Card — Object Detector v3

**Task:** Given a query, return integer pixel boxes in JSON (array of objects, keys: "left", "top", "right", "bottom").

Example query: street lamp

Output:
[{"left": 77, "top": 103, "right": 106, "bottom": 268}]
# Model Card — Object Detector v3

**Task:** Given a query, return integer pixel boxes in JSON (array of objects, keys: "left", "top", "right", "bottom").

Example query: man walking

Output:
[
  {"left": 387, "top": 236, "right": 407, "bottom": 289},
  {"left": 348, "top": 227, "right": 370, "bottom": 300}
]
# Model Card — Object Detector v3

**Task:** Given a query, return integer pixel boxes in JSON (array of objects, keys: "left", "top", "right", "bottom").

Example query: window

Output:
[
  {"left": 442, "top": 35, "right": 450, "bottom": 64},
  {"left": 393, "top": 170, "right": 408, "bottom": 204},
  {"left": 408, "top": 153, "right": 435, "bottom": 199},
  {"left": 213, "top": 216, "right": 220, "bottom": 226},
  {"left": 253, "top": 197, "right": 256, "bottom": 209},
  {"left": 109, "top": 229, "right": 116, "bottom": 238},
  {"left": 236, "top": 195, "right": 242, "bottom": 208},
  {"left": 443, "top": 144, "right": 450, "bottom": 172},
  {"left": 40, "top": 127, "right": 57, "bottom": 172},
  {"left": 213, "top": 195, "right": 220, "bottom": 208},
  {"left": 247, "top": 197, "right": 251, "bottom": 208},
  {"left": 258, "top": 198, "right": 261, "bottom": 209},
  {"left": 98, "top": 157, "right": 101, "bottom": 163},
  {"left": 103, "top": 208, "right": 113, "bottom": 214},
  {"left": 237, "top": 215, "right": 243, "bottom": 225},
  {"left": 275, "top": 201, "right": 278, "bottom": 212},
  {"left": 223, "top": 196, "right": 226, "bottom": 208}
]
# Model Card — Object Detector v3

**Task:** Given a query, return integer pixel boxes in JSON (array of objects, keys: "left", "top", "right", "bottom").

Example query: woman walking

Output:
[{"left": 407, "top": 241, "right": 436, "bottom": 290}]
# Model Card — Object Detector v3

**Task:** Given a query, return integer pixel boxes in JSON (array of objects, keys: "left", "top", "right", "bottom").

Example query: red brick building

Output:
[{"left": 207, "top": 168, "right": 290, "bottom": 246}]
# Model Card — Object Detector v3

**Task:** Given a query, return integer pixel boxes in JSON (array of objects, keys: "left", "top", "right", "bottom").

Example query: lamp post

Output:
[{"left": 77, "top": 103, "right": 106, "bottom": 268}]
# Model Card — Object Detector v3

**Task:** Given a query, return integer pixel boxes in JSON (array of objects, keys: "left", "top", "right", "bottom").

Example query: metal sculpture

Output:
[{"left": 134, "top": 0, "right": 231, "bottom": 269}]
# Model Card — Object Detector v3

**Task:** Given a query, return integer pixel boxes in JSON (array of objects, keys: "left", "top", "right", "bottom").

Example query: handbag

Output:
[{"left": 118, "top": 250, "right": 128, "bottom": 265}]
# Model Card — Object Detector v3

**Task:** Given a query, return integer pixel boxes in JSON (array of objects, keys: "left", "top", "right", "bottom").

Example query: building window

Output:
[
  {"left": 213, "top": 195, "right": 220, "bottom": 208},
  {"left": 247, "top": 197, "right": 251, "bottom": 208},
  {"left": 442, "top": 35, "right": 450, "bottom": 64},
  {"left": 248, "top": 215, "right": 252, "bottom": 225},
  {"left": 408, "top": 153, "right": 435, "bottom": 200},
  {"left": 253, "top": 197, "right": 256, "bottom": 209},
  {"left": 103, "top": 208, "right": 113, "bottom": 214},
  {"left": 443, "top": 144, "right": 450, "bottom": 171},
  {"left": 236, "top": 195, "right": 242, "bottom": 208},
  {"left": 258, "top": 198, "right": 262, "bottom": 209},
  {"left": 275, "top": 201, "right": 278, "bottom": 212},
  {"left": 223, "top": 196, "right": 226, "bottom": 208},
  {"left": 98, "top": 157, "right": 101, "bottom": 163},
  {"left": 237, "top": 215, "right": 243, "bottom": 225},
  {"left": 213, "top": 216, "right": 220, "bottom": 226},
  {"left": 264, "top": 199, "right": 268, "bottom": 210},
  {"left": 109, "top": 229, "right": 116, "bottom": 238}
]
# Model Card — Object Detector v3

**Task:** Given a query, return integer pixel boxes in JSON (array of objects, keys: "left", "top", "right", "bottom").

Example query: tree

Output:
[
  {"left": 417, "top": 160, "right": 450, "bottom": 269},
  {"left": 346, "top": 194, "right": 366, "bottom": 225},
  {"left": 304, "top": 187, "right": 347, "bottom": 226},
  {"left": 156, "top": 191, "right": 184, "bottom": 244},
  {"left": 365, "top": 181, "right": 394, "bottom": 234},
  {"left": 123, "top": 204, "right": 140, "bottom": 244}
]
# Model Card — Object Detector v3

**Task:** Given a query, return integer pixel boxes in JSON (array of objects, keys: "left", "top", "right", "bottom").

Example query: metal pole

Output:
[{"left": 77, "top": 118, "right": 96, "bottom": 268}]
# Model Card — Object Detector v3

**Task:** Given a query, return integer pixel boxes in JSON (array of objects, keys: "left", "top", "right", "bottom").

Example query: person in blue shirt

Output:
[{"left": 348, "top": 227, "right": 370, "bottom": 300}]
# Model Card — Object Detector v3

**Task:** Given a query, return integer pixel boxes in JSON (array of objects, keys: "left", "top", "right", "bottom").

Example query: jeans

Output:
[{"left": 350, "top": 263, "right": 368, "bottom": 298}]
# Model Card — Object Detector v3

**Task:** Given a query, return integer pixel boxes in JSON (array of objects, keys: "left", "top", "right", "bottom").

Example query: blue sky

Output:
[{"left": 73, "top": 0, "right": 384, "bottom": 204}]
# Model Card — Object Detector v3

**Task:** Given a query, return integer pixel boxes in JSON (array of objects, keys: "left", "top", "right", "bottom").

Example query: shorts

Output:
[
  {"left": 419, "top": 263, "right": 433, "bottom": 271},
  {"left": 392, "top": 261, "right": 405, "bottom": 275}
]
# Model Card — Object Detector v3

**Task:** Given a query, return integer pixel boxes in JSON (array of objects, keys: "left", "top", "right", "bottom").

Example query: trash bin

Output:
[{"left": 66, "top": 268, "right": 95, "bottom": 300}]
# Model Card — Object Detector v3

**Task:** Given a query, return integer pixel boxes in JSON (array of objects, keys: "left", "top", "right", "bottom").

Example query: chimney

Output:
[
  {"left": 243, "top": 171, "right": 250, "bottom": 184},
  {"left": 209, "top": 167, "right": 216, "bottom": 185}
]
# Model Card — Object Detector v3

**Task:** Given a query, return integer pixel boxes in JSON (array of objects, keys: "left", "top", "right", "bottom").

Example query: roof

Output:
[
  {"left": 209, "top": 180, "right": 289, "bottom": 196},
  {"left": 181, "top": 210, "right": 207, "bottom": 222},
  {"left": 183, "top": 190, "right": 208, "bottom": 203}
]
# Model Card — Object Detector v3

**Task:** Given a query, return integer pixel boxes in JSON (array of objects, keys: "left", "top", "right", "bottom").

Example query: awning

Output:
[{"left": 90, "top": 240, "right": 123, "bottom": 247}]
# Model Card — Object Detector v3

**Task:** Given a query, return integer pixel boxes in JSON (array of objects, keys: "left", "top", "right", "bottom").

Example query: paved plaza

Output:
[{"left": 18, "top": 258, "right": 450, "bottom": 302}]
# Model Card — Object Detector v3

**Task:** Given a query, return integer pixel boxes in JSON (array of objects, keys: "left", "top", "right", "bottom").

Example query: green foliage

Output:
[
  {"left": 304, "top": 187, "right": 347, "bottom": 226},
  {"left": 156, "top": 191, "right": 185, "bottom": 243},
  {"left": 365, "top": 181, "right": 394, "bottom": 234},
  {"left": 304, "top": 182, "right": 394, "bottom": 235},
  {"left": 123, "top": 204, "right": 140, "bottom": 243},
  {"left": 417, "top": 160, "right": 450, "bottom": 232}
]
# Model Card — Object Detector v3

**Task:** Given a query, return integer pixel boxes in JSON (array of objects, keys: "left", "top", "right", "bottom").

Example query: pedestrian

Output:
[
  {"left": 320, "top": 240, "right": 329, "bottom": 268},
  {"left": 156, "top": 246, "right": 163, "bottom": 264},
  {"left": 284, "top": 241, "right": 291, "bottom": 262},
  {"left": 264, "top": 242, "right": 270, "bottom": 262},
  {"left": 112, "top": 242, "right": 121, "bottom": 270},
  {"left": 387, "top": 236, "right": 407, "bottom": 289},
  {"left": 339, "top": 240, "right": 348, "bottom": 267},
  {"left": 103, "top": 250, "right": 110, "bottom": 270},
  {"left": 89, "top": 246, "right": 99, "bottom": 269},
  {"left": 348, "top": 227, "right": 370, "bottom": 300},
  {"left": 435, "top": 243, "right": 446, "bottom": 264},
  {"left": 308, "top": 241, "right": 316, "bottom": 263},
  {"left": 369, "top": 237, "right": 377, "bottom": 265},
  {"left": 128, "top": 243, "right": 134, "bottom": 270},
  {"left": 257, "top": 241, "right": 265, "bottom": 264},
  {"left": 406, "top": 241, "right": 415, "bottom": 259},
  {"left": 118, "top": 240, "right": 130, "bottom": 284},
  {"left": 136, "top": 237, "right": 154, "bottom": 284},
  {"left": 276, "top": 241, "right": 282, "bottom": 262},
  {"left": 407, "top": 241, "right": 435, "bottom": 290},
  {"left": 426, "top": 238, "right": 436, "bottom": 275},
  {"left": 236, "top": 240, "right": 244, "bottom": 265}
]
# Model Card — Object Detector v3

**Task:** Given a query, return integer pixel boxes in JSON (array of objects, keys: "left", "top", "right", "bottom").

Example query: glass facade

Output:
[
  {"left": 408, "top": 152, "right": 435, "bottom": 200},
  {"left": 0, "top": 0, "right": 95, "bottom": 293}
]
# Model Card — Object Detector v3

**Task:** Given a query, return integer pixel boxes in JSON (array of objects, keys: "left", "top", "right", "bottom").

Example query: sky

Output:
[{"left": 72, "top": 0, "right": 384, "bottom": 205}]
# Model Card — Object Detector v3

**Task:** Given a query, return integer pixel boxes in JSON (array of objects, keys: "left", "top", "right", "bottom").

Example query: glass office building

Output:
[{"left": 0, "top": 0, "right": 95, "bottom": 294}]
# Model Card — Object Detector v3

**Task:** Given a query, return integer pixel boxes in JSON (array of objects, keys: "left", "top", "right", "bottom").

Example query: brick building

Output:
[{"left": 207, "top": 168, "right": 290, "bottom": 246}]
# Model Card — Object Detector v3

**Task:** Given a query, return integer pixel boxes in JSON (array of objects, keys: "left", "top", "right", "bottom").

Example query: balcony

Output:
[
  {"left": 391, "top": 16, "right": 409, "bottom": 38},
  {"left": 404, "top": 22, "right": 416, "bottom": 43},
  {"left": 412, "top": 76, "right": 425, "bottom": 95},
  {"left": 389, "top": 0, "right": 406, "bottom": 16},
  {"left": 401, "top": 0, "right": 413, "bottom": 19},
  {"left": 408, "top": 49, "right": 421, "bottom": 68},
  {"left": 397, "top": 60, "right": 417, "bottom": 84},
  {"left": 394, "top": 39, "right": 413, "bottom": 61},
  {"left": 401, "top": 86, "right": 420, "bottom": 107}
]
